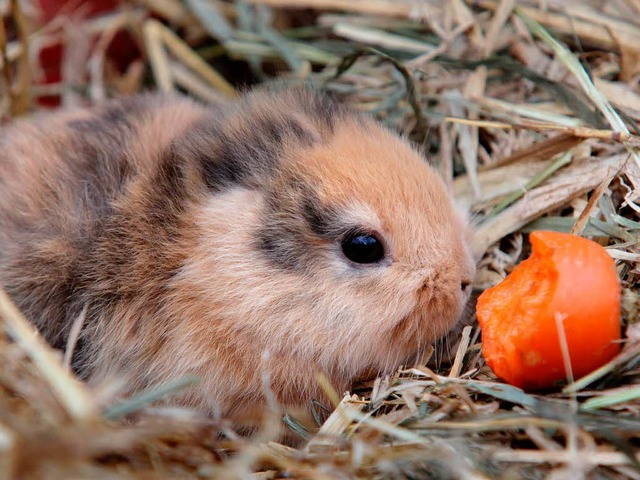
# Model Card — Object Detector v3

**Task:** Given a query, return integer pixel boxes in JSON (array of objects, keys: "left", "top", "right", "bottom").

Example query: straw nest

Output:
[{"left": 1, "top": 0, "right": 639, "bottom": 478}]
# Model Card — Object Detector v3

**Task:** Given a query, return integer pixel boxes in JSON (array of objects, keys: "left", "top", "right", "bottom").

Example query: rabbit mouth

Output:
[
  {"left": 377, "top": 299, "right": 472, "bottom": 368},
  {"left": 389, "top": 306, "right": 462, "bottom": 345}
]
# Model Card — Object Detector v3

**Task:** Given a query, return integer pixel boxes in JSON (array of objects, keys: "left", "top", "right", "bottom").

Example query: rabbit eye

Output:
[{"left": 341, "top": 232, "right": 385, "bottom": 264}]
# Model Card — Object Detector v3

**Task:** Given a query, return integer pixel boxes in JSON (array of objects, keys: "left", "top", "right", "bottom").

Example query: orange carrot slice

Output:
[{"left": 476, "top": 231, "right": 621, "bottom": 390}]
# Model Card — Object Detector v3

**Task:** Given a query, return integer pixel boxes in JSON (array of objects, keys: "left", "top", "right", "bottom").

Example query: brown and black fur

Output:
[{"left": 0, "top": 86, "right": 475, "bottom": 424}]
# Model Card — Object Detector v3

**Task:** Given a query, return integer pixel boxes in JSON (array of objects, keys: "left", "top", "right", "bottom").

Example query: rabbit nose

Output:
[{"left": 461, "top": 280, "right": 471, "bottom": 292}]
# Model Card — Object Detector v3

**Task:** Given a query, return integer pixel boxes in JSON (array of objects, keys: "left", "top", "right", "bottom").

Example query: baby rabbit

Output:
[{"left": 0, "top": 86, "right": 475, "bottom": 423}]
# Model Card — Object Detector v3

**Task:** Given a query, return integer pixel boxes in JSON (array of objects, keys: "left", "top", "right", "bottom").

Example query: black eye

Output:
[{"left": 341, "top": 232, "right": 385, "bottom": 264}]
